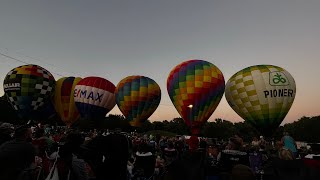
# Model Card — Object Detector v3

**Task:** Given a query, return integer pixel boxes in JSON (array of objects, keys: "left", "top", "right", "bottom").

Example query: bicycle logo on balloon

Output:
[{"left": 269, "top": 72, "right": 289, "bottom": 86}]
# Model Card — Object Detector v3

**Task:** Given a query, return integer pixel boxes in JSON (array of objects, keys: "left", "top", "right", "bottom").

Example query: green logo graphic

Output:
[
  {"left": 273, "top": 73, "right": 286, "bottom": 84},
  {"left": 269, "top": 72, "right": 289, "bottom": 86}
]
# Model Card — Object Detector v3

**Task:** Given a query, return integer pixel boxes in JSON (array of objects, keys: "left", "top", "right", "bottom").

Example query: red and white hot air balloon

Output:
[{"left": 74, "top": 77, "right": 116, "bottom": 120}]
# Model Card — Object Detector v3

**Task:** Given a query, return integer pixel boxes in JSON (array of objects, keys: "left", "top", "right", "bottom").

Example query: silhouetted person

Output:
[
  {"left": 32, "top": 128, "right": 55, "bottom": 176},
  {"left": 134, "top": 142, "right": 156, "bottom": 178},
  {"left": 0, "top": 123, "right": 13, "bottom": 145},
  {"left": 58, "top": 132, "right": 91, "bottom": 180},
  {"left": 163, "top": 140, "right": 177, "bottom": 165},
  {"left": 217, "top": 137, "right": 250, "bottom": 172},
  {"left": 166, "top": 136, "right": 206, "bottom": 180},
  {"left": 0, "top": 126, "right": 35, "bottom": 180},
  {"left": 90, "top": 130, "right": 130, "bottom": 180}
]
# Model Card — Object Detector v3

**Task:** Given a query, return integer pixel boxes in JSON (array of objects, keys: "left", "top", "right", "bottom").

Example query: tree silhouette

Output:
[{"left": 1, "top": 95, "right": 320, "bottom": 142}]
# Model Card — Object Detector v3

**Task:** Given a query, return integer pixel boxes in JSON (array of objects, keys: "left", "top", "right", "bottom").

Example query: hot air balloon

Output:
[
  {"left": 167, "top": 60, "right": 225, "bottom": 134},
  {"left": 115, "top": 75, "right": 161, "bottom": 127},
  {"left": 74, "top": 77, "right": 116, "bottom": 121},
  {"left": 225, "top": 65, "right": 296, "bottom": 136},
  {"left": 3, "top": 64, "right": 55, "bottom": 119},
  {"left": 53, "top": 77, "right": 82, "bottom": 127}
]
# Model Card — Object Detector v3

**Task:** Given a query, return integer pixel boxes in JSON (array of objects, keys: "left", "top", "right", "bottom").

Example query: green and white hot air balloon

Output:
[{"left": 225, "top": 65, "right": 296, "bottom": 136}]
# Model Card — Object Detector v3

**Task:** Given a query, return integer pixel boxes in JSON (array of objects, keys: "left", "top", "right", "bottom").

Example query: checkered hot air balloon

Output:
[
  {"left": 167, "top": 60, "right": 225, "bottom": 135},
  {"left": 53, "top": 77, "right": 82, "bottom": 127},
  {"left": 115, "top": 76, "right": 161, "bottom": 127},
  {"left": 3, "top": 64, "right": 55, "bottom": 119},
  {"left": 225, "top": 65, "right": 296, "bottom": 137},
  {"left": 74, "top": 77, "right": 116, "bottom": 120}
]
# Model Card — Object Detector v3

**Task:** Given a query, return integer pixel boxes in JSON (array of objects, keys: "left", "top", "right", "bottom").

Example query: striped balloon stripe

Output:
[
  {"left": 74, "top": 77, "right": 116, "bottom": 119},
  {"left": 76, "top": 76, "right": 115, "bottom": 92},
  {"left": 54, "top": 77, "right": 81, "bottom": 127},
  {"left": 74, "top": 85, "right": 115, "bottom": 109}
]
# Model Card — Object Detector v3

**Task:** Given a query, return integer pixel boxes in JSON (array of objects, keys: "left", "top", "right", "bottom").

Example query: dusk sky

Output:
[{"left": 0, "top": 0, "right": 319, "bottom": 124}]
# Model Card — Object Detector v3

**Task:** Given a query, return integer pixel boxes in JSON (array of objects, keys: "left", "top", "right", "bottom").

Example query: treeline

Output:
[
  {"left": 139, "top": 116, "right": 320, "bottom": 143},
  {"left": 1, "top": 95, "right": 319, "bottom": 142},
  {"left": 283, "top": 116, "right": 320, "bottom": 143}
]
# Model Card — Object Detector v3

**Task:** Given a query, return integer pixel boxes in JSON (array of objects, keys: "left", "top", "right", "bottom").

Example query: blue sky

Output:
[{"left": 1, "top": 0, "right": 320, "bottom": 124}]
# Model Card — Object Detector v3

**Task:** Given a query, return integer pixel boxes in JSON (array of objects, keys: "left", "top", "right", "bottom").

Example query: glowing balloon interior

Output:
[
  {"left": 167, "top": 60, "right": 225, "bottom": 134},
  {"left": 225, "top": 65, "right": 296, "bottom": 136}
]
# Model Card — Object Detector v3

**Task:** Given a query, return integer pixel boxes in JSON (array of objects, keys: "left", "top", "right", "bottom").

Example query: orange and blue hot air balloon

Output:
[
  {"left": 115, "top": 76, "right": 161, "bottom": 127},
  {"left": 167, "top": 60, "right": 225, "bottom": 134},
  {"left": 74, "top": 77, "right": 116, "bottom": 120},
  {"left": 53, "top": 77, "right": 82, "bottom": 127}
]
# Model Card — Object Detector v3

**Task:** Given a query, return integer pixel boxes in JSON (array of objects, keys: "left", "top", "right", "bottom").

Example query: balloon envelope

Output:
[
  {"left": 167, "top": 60, "right": 225, "bottom": 134},
  {"left": 54, "top": 77, "right": 81, "bottom": 127},
  {"left": 3, "top": 64, "right": 55, "bottom": 119},
  {"left": 225, "top": 65, "right": 296, "bottom": 136},
  {"left": 115, "top": 75, "right": 161, "bottom": 127},
  {"left": 37, "top": 100, "right": 57, "bottom": 120},
  {"left": 74, "top": 77, "right": 116, "bottom": 120}
]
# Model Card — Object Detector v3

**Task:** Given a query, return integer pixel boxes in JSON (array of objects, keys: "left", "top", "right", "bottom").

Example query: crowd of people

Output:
[{"left": 0, "top": 122, "right": 319, "bottom": 180}]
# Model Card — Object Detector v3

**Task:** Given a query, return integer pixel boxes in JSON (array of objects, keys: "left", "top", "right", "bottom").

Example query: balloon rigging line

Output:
[
  {"left": 0, "top": 51, "right": 64, "bottom": 77},
  {"left": 0, "top": 48, "right": 105, "bottom": 78},
  {"left": 12, "top": 51, "right": 80, "bottom": 77}
]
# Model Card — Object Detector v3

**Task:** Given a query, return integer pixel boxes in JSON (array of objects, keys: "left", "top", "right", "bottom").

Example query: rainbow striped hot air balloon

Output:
[
  {"left": 3, "top": 64, "right": 55, "bottom": 119},
  {"left": 225, "top": 65, "right": 296, "bottom": 136},
  {"left": 167, "top": 60, "right": 225, "bottom": 134},
  {"left": 115, "top": 75, "right": 161, "bottom": 127},
  {"left": 74, "top": 77, "right": 116, "bottom": 120},
  {"left": 53, "top": 77, "right": 82, "bottom": 127}
]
